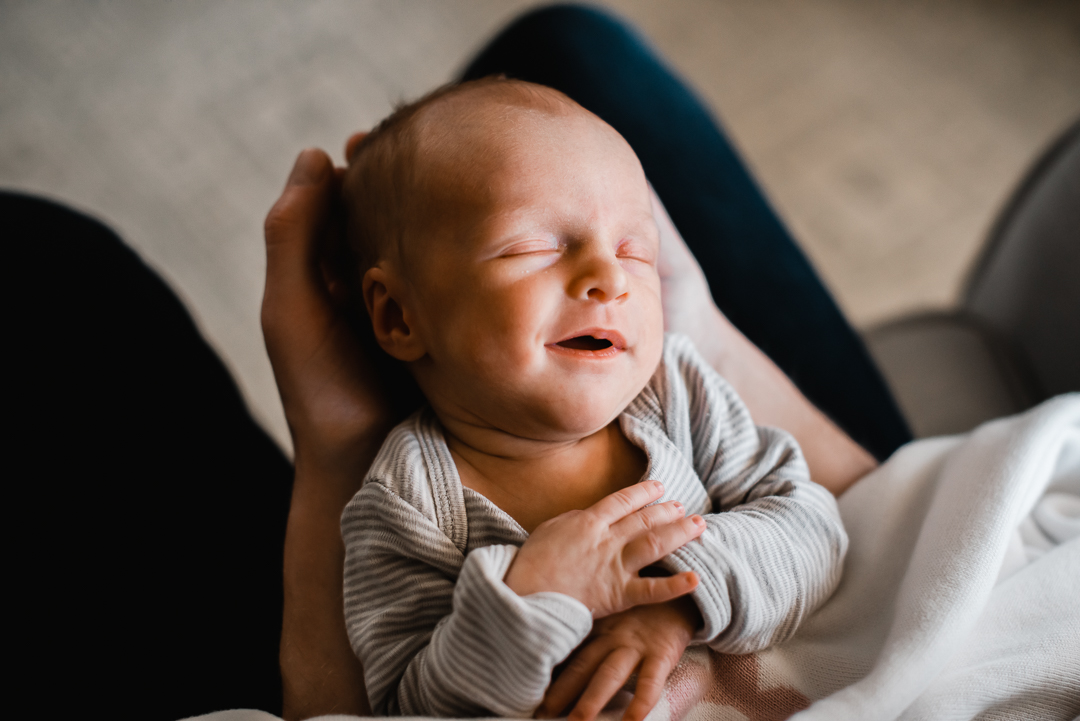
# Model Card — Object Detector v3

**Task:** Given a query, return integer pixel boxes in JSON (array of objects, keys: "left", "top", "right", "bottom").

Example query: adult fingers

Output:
[
  {"left": 567, "top": 647, "right": 641, "bottom": 721},
  {"left": 621, "top": 655, "right": 674, "bottom": 721},
  {"left": 588, "top": 481, "right": 665, "bottom": 525},
  {"left": 624, "top": 572, "right": 699, "bottom": 609},
  {"left": 622, "top": 515, "right": 706, "bottom": 572},
  {"left": 345, "top": 131, "right": 369, "bottom": 163},
  {"left": 264, "top": 148, "right": 335, "bottom": 268},
  {"left": 262, "top": 148, "right": 338, "bottom": 337},
  {"left": 537, "top": 640, "right": 613, "bottom": 719}
]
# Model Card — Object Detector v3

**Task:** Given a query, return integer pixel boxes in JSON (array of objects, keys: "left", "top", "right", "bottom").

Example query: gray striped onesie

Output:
[{"left": 342, "top": 333, "right": 847, "bottom": 717}]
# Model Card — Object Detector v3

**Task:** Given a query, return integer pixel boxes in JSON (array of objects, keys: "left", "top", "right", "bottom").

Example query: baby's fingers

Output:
[
  {"left": 538, "top": 641, "right": 612, "bottom": 719},
  {"left": 624, "top": 572, "right": 699, "bottom": 608},
  {"left": 623, "top": 514, "right": 706, "bottom": 572},
  {"left": 621, "top": 656, "right": 675, "bottom": 721},
  {"left": 589, "top": 481, "right": 665, "bottom": 524},
  {"left": 568, "top": 647, "right": 641, "bottom": 721},
  {"left": 612, "top": 499, "right": 687, "bottom": 541}
]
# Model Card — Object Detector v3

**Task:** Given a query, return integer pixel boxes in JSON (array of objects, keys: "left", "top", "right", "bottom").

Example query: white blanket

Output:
[
  {"left": 193, "top": 394, "right": 1080, "bottom": 721},
  {"left": 651, "top": 393, "right": 1080, "bottom": 720}
]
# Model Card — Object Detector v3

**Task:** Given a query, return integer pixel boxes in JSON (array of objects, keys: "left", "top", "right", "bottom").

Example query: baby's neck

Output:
[{"left": 440, "top": 415, "right": 647, "bottom": 534}]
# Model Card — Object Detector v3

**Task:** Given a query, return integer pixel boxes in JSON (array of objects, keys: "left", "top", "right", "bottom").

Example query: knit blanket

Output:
[{"left": 193, "top": 395, "right": 1080, "bottom": 721}]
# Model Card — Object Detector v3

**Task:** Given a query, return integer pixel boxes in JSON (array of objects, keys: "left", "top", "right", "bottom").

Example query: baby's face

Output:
[{"left": 386, "top": 104, "right": 663, "bottom": 441}]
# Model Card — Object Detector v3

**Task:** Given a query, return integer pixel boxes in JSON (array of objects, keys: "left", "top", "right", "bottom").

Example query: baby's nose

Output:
[{"left": 571, "top": 255, "right": 629, "bottom": 302}]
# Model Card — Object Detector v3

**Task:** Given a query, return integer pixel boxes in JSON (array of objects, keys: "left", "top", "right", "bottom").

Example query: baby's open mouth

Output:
[{"left": 556, "top": 335, "right": 615, "bottom": 351}]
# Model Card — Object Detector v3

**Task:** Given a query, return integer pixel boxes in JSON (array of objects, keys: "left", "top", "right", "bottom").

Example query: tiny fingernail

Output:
[
  {"left": 288, "top": 148, "right": 327, "bottom": 186},
  {"left": 692, "top": 515, "right": 705, "bottom": 525},
  {"left": 652, "top": 480, "right": 664, "bottom": 492},
  {"left": 672, "top": 501, "right": 684, "bottom": 511}
]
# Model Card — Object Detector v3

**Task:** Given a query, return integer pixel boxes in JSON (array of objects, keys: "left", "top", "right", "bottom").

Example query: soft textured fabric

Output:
[
  {"left": 341, "top": 334, "right": 847, "bottom": 717},
  {"left": 781, "top": 393, "right": 1080, "bottom": 720},
  {"left": 629, "top": 394, "right": 1080, "bottom": 721}
]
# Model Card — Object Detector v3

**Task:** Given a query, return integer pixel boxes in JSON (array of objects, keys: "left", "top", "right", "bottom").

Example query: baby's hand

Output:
[
  {"left": 504, "top": 481, "right": 704, "bottom": 618},
  {"left": 537, "top": 597, "right": 702, "bottom": 721}
]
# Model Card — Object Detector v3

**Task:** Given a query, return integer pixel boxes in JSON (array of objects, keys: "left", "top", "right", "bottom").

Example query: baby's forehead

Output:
[
  {"left": 418, "top": 84, "right": 592, "bottom": 154},
  {"left": 410, "top": 91, "right": 597, "bottom": 194}
]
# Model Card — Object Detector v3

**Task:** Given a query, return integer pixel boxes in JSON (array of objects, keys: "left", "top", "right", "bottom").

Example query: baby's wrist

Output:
[
  {"left": 503, "top": 556, "right": 591, "bottom": 612},
  {"left": 503, "top": 557, "right": 555, "bottom": 599}
]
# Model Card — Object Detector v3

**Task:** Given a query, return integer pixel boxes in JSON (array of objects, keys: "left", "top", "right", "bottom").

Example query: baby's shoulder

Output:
[
  {"left": 361, "top": 407, "right": 454, "bottom": 522},
  {"left": 624, "top": 333, "right": 756, "bottom": 458}
]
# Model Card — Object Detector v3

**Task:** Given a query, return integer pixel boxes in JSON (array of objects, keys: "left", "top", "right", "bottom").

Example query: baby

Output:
[{"left": 339, "top": 77, "right": 847, "bottom": 720}]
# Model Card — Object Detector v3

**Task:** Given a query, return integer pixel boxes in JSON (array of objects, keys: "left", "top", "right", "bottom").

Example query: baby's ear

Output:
[{"left": 363, "top": 266, "right": 426, "bottom": 362}]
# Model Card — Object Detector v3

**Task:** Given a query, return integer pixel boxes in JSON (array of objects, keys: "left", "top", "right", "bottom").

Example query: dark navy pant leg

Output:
[{"left": 6, "top": 191, "right": 292, "bottom": 720}]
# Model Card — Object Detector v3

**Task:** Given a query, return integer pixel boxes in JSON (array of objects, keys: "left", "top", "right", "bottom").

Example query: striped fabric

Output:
[{"left": 342, "top": 333, "right": 848, "bottom": 717}]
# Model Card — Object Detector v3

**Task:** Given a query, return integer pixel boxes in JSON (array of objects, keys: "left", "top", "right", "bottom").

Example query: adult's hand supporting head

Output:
[
  {"left": 652, "top": 187, "right": 876, "bottom": 496},
  {"left": 264, "top": 145, "right": 386, "bottom": 719},
  {"left": 263, "top": 145, "right": 391, "bottom": 471}
]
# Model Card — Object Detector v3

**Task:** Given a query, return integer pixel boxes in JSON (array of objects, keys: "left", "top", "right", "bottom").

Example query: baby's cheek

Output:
[
  {"left": 636, "top": 315, "right": 666, "bottom": 382},
  {"left": 639, "top": 293, "right": 665, "bottom": 344},
  {"left": 447, "top": 312, "right": 531, "bottom": 378}
]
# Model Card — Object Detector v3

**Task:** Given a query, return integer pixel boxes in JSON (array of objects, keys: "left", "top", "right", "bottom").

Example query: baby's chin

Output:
[
  {"left": 516, "top": 364, "right": 659, "bottom": 439},
  {"left": 502, "top": 391, "right": 637, "bottom": 441}
]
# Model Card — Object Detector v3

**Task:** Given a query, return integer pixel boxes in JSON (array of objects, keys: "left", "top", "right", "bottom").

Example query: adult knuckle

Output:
[{"left": 263, "top": 205, "right": 299, "bottom": 240}]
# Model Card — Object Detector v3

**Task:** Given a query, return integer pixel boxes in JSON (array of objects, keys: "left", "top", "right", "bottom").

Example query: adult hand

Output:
[
  {"left": 504, "top": 481, "right": 703, "bottom": 618},
  {"left": 651, "top": 187, "right": 876, "bottom": 495},
  {"left": 538, "top": 597, "right": 700, "bottom": 721},
  {"left": 263, "top": 144, "right": 391, "bottom": 472},
  {"left": 652, "top": 184, "right": 716, "bottom": 348},
  {"left": 266, "top": 142, "right": 390, "bottom": 720}
]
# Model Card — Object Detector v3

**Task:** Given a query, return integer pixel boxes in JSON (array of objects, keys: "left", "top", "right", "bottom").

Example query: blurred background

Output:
[{"left": 3, "top": 0, "right": 1078, "bottom": 452}]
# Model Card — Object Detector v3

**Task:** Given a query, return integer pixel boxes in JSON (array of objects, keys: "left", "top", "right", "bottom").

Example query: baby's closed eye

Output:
[
  {"left": 498, "top": 237, "right": 560, "bottom": 256},
  {"left": 616, "top": 237, "right": 657, "bottom": 265}
]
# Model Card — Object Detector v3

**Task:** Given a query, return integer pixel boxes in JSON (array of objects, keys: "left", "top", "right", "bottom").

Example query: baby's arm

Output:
[
  {"left": 541, "top": 344, "right": 845, "bottom": 721},
  {"left": 660, "top": 335, "right": 849, "bottom": 652},
  {"left": 343, "top": 479, "right": 703, "bottom": 717}
]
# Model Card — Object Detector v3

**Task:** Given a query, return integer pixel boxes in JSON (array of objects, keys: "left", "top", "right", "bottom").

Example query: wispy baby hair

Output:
[{"left": 341, "top": 75, "right": 579, "bottom": 273}]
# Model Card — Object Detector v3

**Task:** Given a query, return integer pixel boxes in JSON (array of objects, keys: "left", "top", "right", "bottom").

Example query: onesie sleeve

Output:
[
  {"left": 657, "top": 334, "right": 849, "bottom": 653},
  {"left": 342, "top": 481, "right": 592, "bottom": 718}
]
